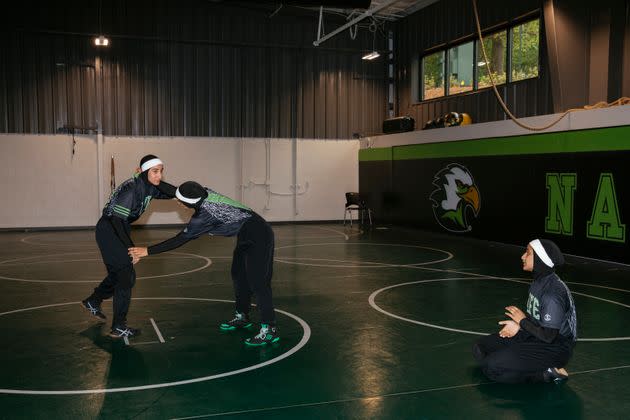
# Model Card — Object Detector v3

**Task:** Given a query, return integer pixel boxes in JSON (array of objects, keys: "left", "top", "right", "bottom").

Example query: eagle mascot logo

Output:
[{"left": 430, "top": 164, "right": 480, "bottom": 232}]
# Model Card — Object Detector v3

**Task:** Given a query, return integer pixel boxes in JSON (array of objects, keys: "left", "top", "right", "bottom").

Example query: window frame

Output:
[
  {"left": 446, "top": 40, "right": 475, "bottom": 96},
  {"left": 509, "top": 18, "right": 541, "bottom": 83},
  {"left": 418, "top": 15, "right": 541, "bottom": 103},
  {"left": 475, "top": 28, "right": 508, "bottom": 91},
  {"left": 420, "top": 49, "right": 446, "bottom": 101}
]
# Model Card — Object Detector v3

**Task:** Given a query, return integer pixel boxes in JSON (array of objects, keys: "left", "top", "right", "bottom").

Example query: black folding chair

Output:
[{"left": 344, "top": 192, "right": 373, "bottom": 227}]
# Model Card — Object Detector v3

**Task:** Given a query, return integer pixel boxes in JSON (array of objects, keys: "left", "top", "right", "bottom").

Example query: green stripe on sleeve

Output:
[{"left": 113, "top": 205, "right": 130, "bottom": 216}]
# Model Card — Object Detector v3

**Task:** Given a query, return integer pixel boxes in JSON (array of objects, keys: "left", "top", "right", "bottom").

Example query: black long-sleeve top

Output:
[
  {"left": 102, "top": 175, "right": 176, "bottom": 246},
  {"left": 521, "top": 272, "right": 577, "bottom": 343},
  {"left": 147, "top": 187, "right": 254, "bottom": 255}
]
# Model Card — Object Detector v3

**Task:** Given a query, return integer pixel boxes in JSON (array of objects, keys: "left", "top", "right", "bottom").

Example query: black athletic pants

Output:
[
  {"left": 89, "top": 217, "right": 136, "bottom": 328},
  {"left": 231, "top": 215, "right": 276, "bottom": 325},
  {"left": 472, "top": 330, "right": 574, "bottom": 383}
]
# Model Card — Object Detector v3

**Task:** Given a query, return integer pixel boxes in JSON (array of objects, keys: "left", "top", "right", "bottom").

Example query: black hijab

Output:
[{"left": 531, "top": 238, "right": 565, "bottom": 279}]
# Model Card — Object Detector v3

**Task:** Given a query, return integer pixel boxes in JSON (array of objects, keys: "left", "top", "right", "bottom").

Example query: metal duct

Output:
[{"left": 254, "top": 0, "right": 371, "bottom": 8}]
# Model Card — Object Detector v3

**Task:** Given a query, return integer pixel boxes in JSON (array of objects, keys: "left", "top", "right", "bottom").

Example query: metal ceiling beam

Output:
[
  {"left": 395, "top": 0, "right": 441, "bottom": 18},
  {"left": 313, "top": 0, "right": 401, "bottom": 46}
]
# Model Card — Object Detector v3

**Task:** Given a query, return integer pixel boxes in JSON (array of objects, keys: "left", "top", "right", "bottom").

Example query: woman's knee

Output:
[
  {"left": 482, "top": 353, "right": 515, "bottom": 383},
  {"left": 115, "top": 265, "right": 136, "bottom": 289},
  {"left": 472, "top": 342, "right": 486, "bottom": 363}
]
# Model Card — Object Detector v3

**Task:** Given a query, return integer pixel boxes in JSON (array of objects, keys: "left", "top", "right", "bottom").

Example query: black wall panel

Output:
[
  {"left": 360, "top": 126, "right": 630, "bottom": 264},
  {"left": 0, "top": 0, "right": 388, "bottom": 138},
  {"left": 395, "top": 0, "right": 552, "bottom": 127}
]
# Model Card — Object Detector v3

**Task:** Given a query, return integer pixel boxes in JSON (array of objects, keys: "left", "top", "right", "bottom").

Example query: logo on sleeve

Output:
[
  {"left": 526, "top": 293, "right": 540, "bottom": 320},
  {"left": 544, "top": 313, "right": 552, "bottom": 322}
]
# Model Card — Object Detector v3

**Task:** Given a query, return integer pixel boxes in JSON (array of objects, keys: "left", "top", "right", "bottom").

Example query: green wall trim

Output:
[
  {"left": 359, "top": 147, "right": 393, "bottom": 161},
  {"left": 358, "top": 126, "right": 630, "bottom": 161}
]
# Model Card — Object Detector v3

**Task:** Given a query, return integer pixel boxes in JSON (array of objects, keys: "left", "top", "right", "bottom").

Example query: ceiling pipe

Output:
[
  {"left": 313, "top": 0, "right": 400, "bottom": 46},
  {"left": 259, "top": 0, "right": 371, "bottom": 7}
]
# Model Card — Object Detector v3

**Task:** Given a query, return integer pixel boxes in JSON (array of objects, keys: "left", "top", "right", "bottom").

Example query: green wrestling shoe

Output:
[
  {"left": 220, "top": 311, "right": 253, "bottom": 331},
  {"left": 244, "top": 324, "right": 279, "bottom": 346}
]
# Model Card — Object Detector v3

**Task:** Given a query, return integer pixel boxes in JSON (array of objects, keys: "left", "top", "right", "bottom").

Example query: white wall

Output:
[
  {"left": 0, "top": 135, "right": 359, "bottom": 228},
  {"left": 0, "top": 134, "right": 100, "bottom": 228}
]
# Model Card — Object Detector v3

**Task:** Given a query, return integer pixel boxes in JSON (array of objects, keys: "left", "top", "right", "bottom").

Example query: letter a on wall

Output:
[{"left": 587, "top": 173, "right": 626, "bottom": 243}]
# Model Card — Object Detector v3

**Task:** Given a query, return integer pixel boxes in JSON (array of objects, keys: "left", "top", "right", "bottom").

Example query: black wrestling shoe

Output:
[
  {"left": 543, "top": 367, "right": 569, "bottom": 383},
  {"left": 220, "top": 312, "right": 253, "bottom": 331},
  {"left": 81, "top": 299, "right": 106, "bottom": 320},
  {"left": 109, "top": 325, "right": 141, "bottom": 339}
]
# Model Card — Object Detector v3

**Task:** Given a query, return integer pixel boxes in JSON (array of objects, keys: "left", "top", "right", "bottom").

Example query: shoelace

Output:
[
  {"left": 87, "top": 302, "right": 99, "bottom": 315},
  {"left": 114, "top": 327, "right": 132, "bottom": 337},
  {"left": 254, "top": 328, "right": 269, "bottom": 339}
]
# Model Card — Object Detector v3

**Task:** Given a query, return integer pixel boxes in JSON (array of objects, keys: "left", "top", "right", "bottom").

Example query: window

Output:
[
  {"left": 511, "top": 19, "right": 540, "bottom": 82},
  {"left": 476, "top": 30, "right": 507, "bottom": 89},
  {"left": 422, "top": 51, "right": 445, "bottom": 100},
  {"left": 448, "top": 41, "right": 474, "bottom": 95},
  {"left": 418, "top": 17, "right": 540, "bottom": 102}
]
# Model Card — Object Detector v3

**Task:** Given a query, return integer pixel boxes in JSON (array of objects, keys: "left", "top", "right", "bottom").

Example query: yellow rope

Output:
[{"left": 472, "top": 0, "right": 629, "bottom": 131}]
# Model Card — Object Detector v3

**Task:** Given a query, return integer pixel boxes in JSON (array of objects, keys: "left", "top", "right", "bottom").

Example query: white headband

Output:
[
  {"left": 141, "top": 158, "right": 163, "bottom": 172},
  {"left": 176, "top": 188, "right": 202, "bottom": 204},
  {"left": 529, "top": 239, "right": 554, "bottom": 268}
]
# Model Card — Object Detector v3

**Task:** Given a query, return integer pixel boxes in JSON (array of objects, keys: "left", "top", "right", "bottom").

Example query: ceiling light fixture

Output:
[
  {"left": 94, "top": 35, "right": 109, "bottom": 46},
  {"left": 362, "top": 20, "right": 380, "bottom": 61},
  {"left": 93, "top": 0, "right": 109, "bottom": 47}
]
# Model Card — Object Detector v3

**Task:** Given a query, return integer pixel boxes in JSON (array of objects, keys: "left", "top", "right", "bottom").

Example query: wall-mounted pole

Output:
[{"left": 95, "top": 55, "right": 105, "bottom": 214}]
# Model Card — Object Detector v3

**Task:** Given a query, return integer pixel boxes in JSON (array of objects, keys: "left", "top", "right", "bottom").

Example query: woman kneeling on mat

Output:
[{"left": 472, "top": 239, "right": 577, "bottom": 383}]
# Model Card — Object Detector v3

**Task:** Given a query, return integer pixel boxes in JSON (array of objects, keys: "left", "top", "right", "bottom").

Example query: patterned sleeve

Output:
[
  {"left": 181, "top": 214, "right": 211, "bottom": 239},
  {"left": 110, "top": 185, "right": 135, "bottom": 220}
]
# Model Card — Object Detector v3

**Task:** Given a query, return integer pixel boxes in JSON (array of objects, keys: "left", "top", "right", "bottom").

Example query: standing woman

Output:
[
  {"left": 128, "top": 181, "right": 279, "bottom": 346},
  {"left": 81, "top": 155, "right": 176, "bottom": 338},
  {"left": 472, "top": 239, "right": 577, "bottom": 383}
]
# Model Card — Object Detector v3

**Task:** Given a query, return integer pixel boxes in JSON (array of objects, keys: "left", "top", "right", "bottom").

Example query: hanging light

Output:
[
  {"left": 362, "top": 20, "right": 380, "bottom": 60},
  {"left": 93, "top": 0, "right": 109, "bottom": 47},
  {"left": 94, "top": 35, "right": 109, "bottom": 46}
]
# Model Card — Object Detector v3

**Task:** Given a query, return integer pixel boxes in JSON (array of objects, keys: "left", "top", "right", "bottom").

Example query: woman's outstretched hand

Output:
[{"left": 128, "top": 247, "right": 149, "bottom": 261}]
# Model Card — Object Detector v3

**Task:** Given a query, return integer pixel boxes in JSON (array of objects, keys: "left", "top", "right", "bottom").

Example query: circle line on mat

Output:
[{"left": 0, "top": 297, "right": 311, "bottom": 395}]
